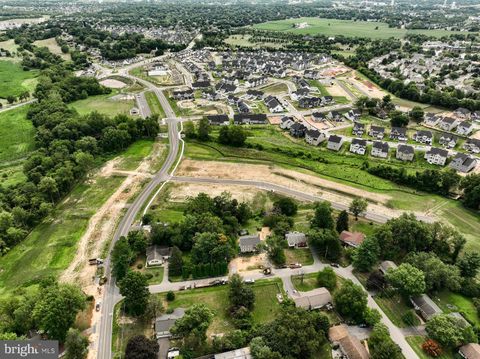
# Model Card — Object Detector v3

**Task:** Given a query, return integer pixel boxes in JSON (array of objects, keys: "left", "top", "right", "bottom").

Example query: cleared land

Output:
[
  {"left": 69, "top": 92, "right": 134, "bottom": 116},
  {"left": 0, "top": 60, "right": 38, "bottom": 98},
  {"left": 253, "top": 17, "right": 477, "bottom": 39},
  {"left": 33, "top": 37, "right": 71, "bottom": 61},
  {"left": 0, "top": 105, "right": 34, "bottom": 162}
]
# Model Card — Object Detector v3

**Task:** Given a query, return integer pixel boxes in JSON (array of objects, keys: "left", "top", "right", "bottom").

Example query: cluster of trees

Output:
[
  {"left": 184, "top": 119, "right": 249, "bottom": 148},
  {"left": 460, "top": 173, "right": 480, "bottom": 210},
  {"left": 0, "top": 91, "right": 159, "bottom": 254},
  {"left": 0, "top": 279, "right": 86, "bottom": 342},
  {"left": 150, "top": 192, "right": 252, "bottom": 279},
  {"left": 228, "top": 274, "right": 255, "bottom": 329},
  {"left": 264, "top": 196, "right": 299, "bottom": 265},
  {"left": 367, "top": 165, "right": 460, "bottom": 197}
]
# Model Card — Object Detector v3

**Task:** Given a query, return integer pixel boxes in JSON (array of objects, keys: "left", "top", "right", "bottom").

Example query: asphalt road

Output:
[
  {"left": 170, "top": 176, "right": 435, "bottom": 224},
  {"left": 136, "top": 92, "right": 151, "bottom": 118},
  {"left": 96, "top": 111, "right": 181, "bottom": 359}
]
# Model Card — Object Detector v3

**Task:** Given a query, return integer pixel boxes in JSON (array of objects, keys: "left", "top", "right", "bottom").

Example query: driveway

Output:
[{"left": 157, "top": 337, "right": 170, "bottom": 359}]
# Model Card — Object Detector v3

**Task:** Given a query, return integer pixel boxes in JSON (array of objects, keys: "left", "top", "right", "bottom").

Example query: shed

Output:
[{"left": 410, "top": 294, "right": 442, "bottom": 321}]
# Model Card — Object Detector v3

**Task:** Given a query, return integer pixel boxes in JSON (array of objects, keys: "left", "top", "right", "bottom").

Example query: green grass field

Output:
[
  {"left": 406, "top": 336, "right": 453, "bottom": 359},
  {"left": 433, "top": 291, "right": 480, "bottom": 326},
  {"left": 253, "top": 17, "right": 477, "bottom": 39},
  {"left": 144, "top": 91, "right": 166, "bottom": 118},
  {"left": 0, "top": 60, "right": 38, "bottom": 98},
  {"left": 373, "top": 294, "right": 413, "bottom": 328},
  {"left": 0, "top": 106, "right": 35, "bottom": 162},
  {"left": 0, "top": 175, "right": 125, "bottom": 298},
  {"left": 115, "top": 139, "right": 155, "bottom": 171},
  {"left": 33, "top": 38, "right": 71, "bottom": 61},
  {"left": 284, "top": 248, "right": 314, "bottom": 266},
  {"left": 69, "top": 92, "right": 134, "bottom": 116}
]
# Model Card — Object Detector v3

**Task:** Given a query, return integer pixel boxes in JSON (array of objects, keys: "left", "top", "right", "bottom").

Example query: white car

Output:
[{"left": 244, "top": 278, "right": 255, "bottom": 284}]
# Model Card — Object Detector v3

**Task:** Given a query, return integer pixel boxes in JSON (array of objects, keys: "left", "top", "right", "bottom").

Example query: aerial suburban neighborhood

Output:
[{"left": 0, "top": 1, "right": 480, "bottom": 359}]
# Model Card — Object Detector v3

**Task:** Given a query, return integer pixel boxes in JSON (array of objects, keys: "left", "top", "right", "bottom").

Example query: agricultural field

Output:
[
  {"left": 33, "top": 37, "right": 71, "bottom": 61},
  {"left": 69, "top": 92, "right": 134, "bottom": 116},
  {"left": 0, "top": 105, "right": 35, "bottom": 162},
  {"left": 0, "top": 60, "right": 39, "bottom": 98},
  {"left": 252, "top": 17, "right": 477, "bottom": 39}
]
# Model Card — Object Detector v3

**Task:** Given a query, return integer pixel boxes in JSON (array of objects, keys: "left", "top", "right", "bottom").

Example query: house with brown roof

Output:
[
  {"left": 339, "top": 231, "right": 365, "bottom": 248},
  {"left": 459, "top": 343, "right": 480, "bottom": 359},
  {"left": 328, "top": 325, "right": 370, "bottom": 359}
]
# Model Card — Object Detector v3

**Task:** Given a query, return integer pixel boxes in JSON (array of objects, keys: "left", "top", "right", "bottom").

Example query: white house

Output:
[
  {"left": 349, "top": 138, "right": 367, "bottom": 155},
  {"left": 425, "top": 147, "right": 449, "bottom": 166},
  {"left": 371, "top": 141, "right": 389, "bottom": 158}
]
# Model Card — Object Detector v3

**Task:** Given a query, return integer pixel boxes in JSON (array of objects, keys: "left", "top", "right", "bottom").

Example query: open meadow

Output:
[
  {"left": 33, "top": 37, "right": 71, "bottom": 61},
  {"left": 0, "top": 106, "right": 34, "bottom": 163},
  {"left": 69, "top": 92, "right": 134, "bottom": 116},
  {"left": 0, "top": 60, "right": 39, "bottom": 98},
  {"left": 252, "top": 17, "right": 477, "bottom": 39}
]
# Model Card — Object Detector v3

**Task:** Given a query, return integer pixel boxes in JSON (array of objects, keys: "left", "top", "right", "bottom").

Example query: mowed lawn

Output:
[
  {"left": 0, "top": 106, "right": 35, "bottom": 162},
  {"left": 252, "top": 17, "right": 476, "bottom": 39},
  {"left": 69, "top": 93, "right": 134, "bottom": 116},
  {"left": 33, "top": 37, "right": 71, "bottom": 61},
  {"left": 0, "top": 60, "right": 39, "bottom": 98},
  {"left": 0, "top": 175, "right": 125, "bottom": 297},
  {"left": 164, "top": 279, "right": 283, "bottom": 334}
]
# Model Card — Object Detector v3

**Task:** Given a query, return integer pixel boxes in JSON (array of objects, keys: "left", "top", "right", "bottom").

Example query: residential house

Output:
[
  {"left": 450, "top": 153, "right": 478, "bottom": 173},
  {"left": 155, "top": 308, "right": 185, "bottom": 338},
  {"left": 424, "top": 113, "right": 440, "bottom": 126},
  {"left": 172, "top": 89, "right": 194, "bottom": 100},
  {"left": 322, "top": 96, "right": 334, "bottom": 105},
  {"left": 233, "top": 114, "right": 268, "bottom": 125},
  {"left": 214, "top": 347, "right": 252, "bottom": 359},
  {"left": 285, "top": 231, "right": 307, "bottom": 248},
  {"left": 327, "top": 111, "right": 342, "bottom": 122},
  {"left": 245, "top": 76, "right": 267, "bottom": 88},
  {"left": 464, "top": 139, "right": 480, "bottom": 153},
  {"left": 305, "top": 129, "right": 326, "bottom": 146},
  {"left": 312, "top": 112, "right": 326, "bottom": 122},
  {"left": 294, "top": 288, "right": 332, "bottom": 310},
  {"left": 439, "top": 133, "right": 457, "bottom": 148},
  {"left": 146, "top": 245, "right": 170, "bottom": 267},
  {"left": 396, "top": 144, "right": 415, "bottom": 162},
  {"left": 328, "top": 325, "right": 370, "bottom": 359},
  {"left": 345, "top": 109, "right": 362, "bottom": 122},
  {"left": 410, "top": 294, "right": 442, "bottom": 321},
  {"left": 454, "top": 107, "right": 471, "bottom": 119},
  {"left": 339, "top": 231, "right": 365, "bottom": 248},
  {"left": 390, "top": 127, "right": 408, "bottom": 141},
  {"left": 425, "top": 147, "right": 449, "bottom": 166},
  {"left": 237, "top": 101, "right": 250, "bottom": 113},
  {"left": 459, "top": 343, "right": 480, "bottom": 359},
  {"left": 291, "top": 88, "right": 309, "bottom": 101},
  {"left": 245, "top": 89, "right": 264, "bottom": 100},
  {"left": 207, "top": 114, "right": 229, "bottom": 126},
  {"left": 457, "top": 121, "right": 474, "bottom": 136},
  {"left": 290, "top": 122, "right": 307, "bottom": 138},
  {"left": 438, "top": 117, "right": 459, "bottom": 132},
  {"left": 473, "top": 111, "right": 480, "bottom": 122},
  {"left": 299, "top": 96, "right": 322, "bottom": 109},
  {"left": 352, "top": 122, "right": 365, "bottom": 136},
  {"left": 264, "top": 96, "right": 284, "bottom": 113},
  {"left": 192, "top": 81, "right": 211, "bottom": 89},
  {"left": 202, "top": 90, "right": 220, "bottom": 101},
  {"left": 379, "top": 260, "right": 397, "bottom": 275},
  {"left": 280, "top": 116, "right": 295, "bottom": 130},
  {"left": 327, "top": 135, "right": 343, "bottom": 151},
  {"left": 371, "top": 141, "right": 389, "bottom": 158},
  {"left": 349, "top": 138, "right": 367, "bottom": 155},
  {"left": 413, "top": 130, "right": 433, "bottom": 145},
  {"left": 239, "top": 235, "right": 261, "bottom": 253},
  {"left": 369, "top": 126, "right": 385, "bottom": 139}
]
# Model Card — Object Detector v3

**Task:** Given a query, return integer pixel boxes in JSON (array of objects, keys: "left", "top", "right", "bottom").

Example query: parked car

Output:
[
  {"left": 330, "top": 263, "right": 340, "bottom": 268},
  {"left": 95, "top": 302, "right": 101, "bottom": 312},
  {"left": 244, "top": 278, "right": 255, "bottom": 284},
  {"left": 289, "top": 263, "right": 302, "bottom": 269}
]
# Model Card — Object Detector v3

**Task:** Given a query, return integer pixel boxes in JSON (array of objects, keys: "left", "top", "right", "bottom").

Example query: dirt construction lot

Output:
[{"left": 176, "top": 159, "right": 431, "bottom": 220}]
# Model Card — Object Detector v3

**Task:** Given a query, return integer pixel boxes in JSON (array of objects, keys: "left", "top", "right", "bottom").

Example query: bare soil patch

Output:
[
  {"left": 100, "top": 78, "right": 127, "bottom": 89},
  {"left": 169, "top": 182, "right": 260, "bottom": 203}
]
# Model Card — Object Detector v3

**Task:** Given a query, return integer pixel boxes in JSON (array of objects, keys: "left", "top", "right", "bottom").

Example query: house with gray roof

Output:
[
  {"left": 464, "top": 139, "right": 480, "bottom": 154},
  {"left": 413, "top": 130, "right": 433, "bottom": 145},
  {"left": 371, "top": 141, "right": 389, "bottom": 158},
  {"left": 410, "top": 294, "right": 442, "bottom": 321},
  {"left": 425, "top": 147, "right": 449, "bottom": 166},
  {"left": 239, "top": 235, "right": 261, "bottom": 253},
  {"left": 285, "top": 232, "right": 307, "bottom": 248},
  {"left": 450, "top": 153, "right": 478, "bottom": 173},
  {"left": 305, "top": 129, "right": 326, "bottom": 146},
  {"left": 349, "top": 138, "right": 367, "bottom": 155},
  {"left": 396, "top": 144, "right": 415, "bottom": 161},
  {"left": 327, "top": 135, "right": 343, "bottom": 151},
  {"left": 155, "top": 308, "right": 185, "bottom": 338},
  {"left": 293, "top": 288, "right": 332, "bottom": 310}
]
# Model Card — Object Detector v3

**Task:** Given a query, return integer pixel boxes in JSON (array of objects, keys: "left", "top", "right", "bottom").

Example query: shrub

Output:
[
  {"left": 166, "top": 291, "right": 175, "bottom": 301},
  {"left": 422, "top": 339, "right": 442, "bottom": 357},
  {"left": 137, "top": 263, "right": 143, "bottom": 269},
  {"left": 166, "top": 308, "right": 174, "bottom": 314},
  {"left": 401, "top": 310, "right": 420, "bottom": 326},
  {"left": 144, "top": 273, "right": 153, "bottom": 280}
]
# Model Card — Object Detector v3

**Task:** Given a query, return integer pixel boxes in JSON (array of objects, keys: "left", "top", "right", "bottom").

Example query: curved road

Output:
[{"left": 96, "top": 99, "right": 181, "bottom": 359}]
